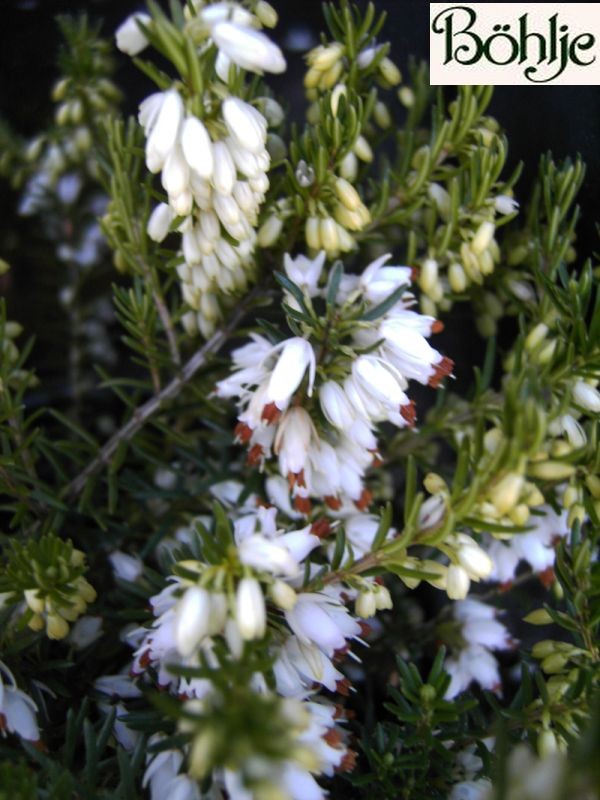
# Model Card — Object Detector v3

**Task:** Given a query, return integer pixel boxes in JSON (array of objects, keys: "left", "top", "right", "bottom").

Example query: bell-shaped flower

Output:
[
  {"left": 180, "top": 116, "right": 214, "bottom": 180},
  {"left": 211, "top": 21, "right": 286, "bottom": 74},
  {"left": 222, "top": 97, "right": 267, "bottom": 154},
  {"left": 235, "top": 577, "right": 266, "bottom": 640},
  {"left": 285, "top": 593, "right": 362, "bottom": 657},
  {"left": 116, "top": 13, "right": 151, "bottom": 56},
  {"left": 284, "top": 251, "right": 326, "bottom": 297},
  {"left": 267, "top": 338, "right": 316, "bottom": 409}
]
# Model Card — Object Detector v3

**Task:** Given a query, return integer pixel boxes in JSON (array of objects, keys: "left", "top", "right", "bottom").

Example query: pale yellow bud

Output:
[
  {"left": 307, "top": 42, "right": 344, "bottom": 71},
  {"left": 52, "top": 77, "right": 70, "bottom": 102},
  {"left": 353, "top": 135, "right": 373, "bottom": 163},
  {"left": 334, "top": 203, "right": 364, "bottom": 232},
  {"left": 330, "top": 83, "right": 347, "bottom": 116},
  {"left": 304, "top": 66, "right": 322, "bottom": 90},
  {"left": 335, "top": 177, "right": 361, "bottom": 211},
  {"left": 525, "top": 323, "right": 549, "bottom": 352},
  {"left": 256, "top": 0, "right": 278, "bottom": 28},
  {"left": 24, "top": 589, "right": 45, "bottom": 614},
  {"left": 355, "top": 590, "right": 377, "bottom": 618},
  {"left": 257, "top": 214, "right": 283, "bottom": 247},
  {"left": 567, "top": 504, "right": 586, "bottom": 528},
  {"left": 585, "top": 474, "right": 600, "bottom": 498},
  {"left": 379, "top": 57, "right": 401, "bottom": 86},
  {"left": 489, "top": 472, "right": 524, "bottom": 516},
  {"left": 523, "top": 608, "right": 553, "bottom": 625},
  {"left": 448, "top": 263, "right": 467, "bottom": 292},
  {"left": 28, "top": 614, "right": 45, "bottom": 632},
  {"left": 318, "top": 60, "right": 344, "bottom": 90},
  {"left": 419, "top": 258, "right": 439, "bottom": 295},
  {"left": 538, "top": 729, "right": 558, "bottom": 758},
  {"left": 320, "top": 217, "right": 339, "bottom": 252},
  {"left": 562, "top": 485, "right": 579, "bottom": 509},
  {"left": 189, "top": 730, "right": 217, "bottom": 779},
  {"left": 373, "top": 100, "right": 391, "bottom": 128},
  {"left": 537, "top": 339, "right": 557, "bottom": 365},
  {"left": 509, "top": 503, "right": 530, "bottom": 526},
  {"left": 424, "top": 472, "right": 447, "bottom": 494},
  {"left": 398, "top": 86, "right": 415, "bottom": 107},
  {"left": 47, "top": 613, "right": 70, "bottom": 640},
  {"left": 529, "top": 461, "right": 576, "bottom": 480},
  {"left": 340, "top": 151, "right": 358, "bottom": 181},
  {"left": 270, "top": 580, "right": 297, "bottom": 610},
  {"left": 305, "top": 216, "right": 321, "bottom": 250},
  {"left": 471, "top": 221, "right": 495, "bottom": 255},
  {"left": 55, "top": 103, "right": 71, "bottom": 127},
  {"left": 541, "top": 653, "right": 569, "bottom": 674},
  {"left": 532, "top": 639, "right": 558, "bottom": 659}
]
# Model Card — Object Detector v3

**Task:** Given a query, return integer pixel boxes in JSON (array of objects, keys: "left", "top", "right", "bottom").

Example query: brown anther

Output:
[
  {"left": 333, "top": 645, "right": 350, "bottom": 663},
  {"left": 324, "top": 728, "right": 343, "bottom": 747},
  {"left": 374, "top": 576, "right": 384, "bottom": 585},
  {"left": 247, "top": 444, "right": 264, "bottom": 466},
  {"left": 428, "top": 356, "right": 454, "bottom": 388},
  {"left": 400, "top": 400, "right": 417, "bottom": 427},
  {"left": 335, "top": 678, "right": 352, "bottom": 696},
  {"left": 359, "top": 621, "right": 372, "bottom": 638},
  {"left": 261, "top": 402, "right": 281, "bottom": 425},
  {"left": 538, "top": 566, "right": 556, "bottom": 589},
  {"left": 410, "top": 266, "right": 419, "bottom": 280},
  {"left": 0, "top": 712, "right": 6, "bottom": 731},
  {"left": 333, "top": 703, "right": 345, "bottom": 720},
  {"left": 354, "top": 488, "right": 373, "bottom": 511},
  {"left": 311, "top": 518, "right": 332, "bottom": 539},
  {"left": 431, "top": 319, "right": 444, "bottom": 334},
  {"left": 234, "top": 421, "right": 253, "bottom": 444},
  {"left": 139, "top": 650, "right": 152, "bottom": 669},
  {"left": 324, "top": 495, "right": 342, "bottom": 510},
  {"left": 499, "top": 580, "right": 513, "bottom": 593},
  {"left": 255, "top": 496, "right": 270, "bottom": 508},
  {"left": 296, "top": 469, "right": 307, "bottom": 488},
  {"left": 370, "top": 451, "right": 384, "bottom": 468},
  {"left": 338, "top": 749, "right": 358, "bottom": 772},
  {"left": 294, "top": 495, "right": 312, "bottom": 514}
]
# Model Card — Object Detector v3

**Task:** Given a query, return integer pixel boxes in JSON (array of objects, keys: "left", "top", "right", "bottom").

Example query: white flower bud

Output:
[
  {"left": 147, "top": 203, "right": 174, "bottom": 242},
  {"left": 340, "top": 151, "right": 358, "bottom": 181},
  {"left": 24, "top": 589, "right": 45, "bottom": 614},
  {"left": 355, "top": 591, "right": 377, "bottom": 618},
  {"left": 175, "top": 586, "right": 211, "bottom": 657},
  {"left": 319, "top": 380, "right": 356, "bottom": 429},
  {"left": 458, "top": 545, "right": 493, "bottom": 580},
  {"left": 222, "top": 98, "right": 267, "bottom": 155},
  {"left": 115, "top": 13, "right": 151, "bottom": 56},
  {"left": 236, "top": 577, "right": 266, "bottom": 640},
  {"left": 525, "top": 322, "right": 549, "bottom": 352},
  {"left": 258, "top": 214, "right": 283, "bottom": 247},
  {"left": 145, "top": 90, "right": 184, "bottom": 172},
  {"left": 334, "top": 177, "right": 361, "bottom": 211},
  {"left": 494, "top": 194, "right": 519, "bottom": 215},
  {"left": 211, "top": 141, "right": 236, "bottom": 195},
  {"left": 307, "top": 42, "right": 344, "bottom": 71},
  {"left": 172, "top": 190, "right": 193, "bottom": 217},
  {"left": 270, "top": 580, "right": 297, "bottom": 610},
  {"left": 489, "top": 472, "right": 524, "bottom": 515},
  {"left": 373, "top": 100, "right": 391, "bottom": 129},
  {"left": 181, "top": 116, "right": 214, "bottom": 180},
  {"left": 353, "top": 135, "right": 373, "bottom": 163},
  {"left": 330, "top": 83, "right": 347, "bottom": 116},
  {"left": 573, "top": 380, "right": 600, "bottom": 413},
  {"left": 305, "top": 217, "right": 321, "bottom": 250},
  {"left": 47, "top": 613, "right": 70, "bottom": 640},
  {"left": 374, "top": 584, "right": 393, "bottom": 610},
  {"left": 446, "top": 565, "right": 470, "bottom": 600}
]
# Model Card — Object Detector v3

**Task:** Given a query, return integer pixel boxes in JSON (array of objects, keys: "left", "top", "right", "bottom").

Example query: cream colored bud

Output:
[
  {"left": 330, "top": 83, "right": 347, "bottom": 116},
  {"left": 189, "top": 729, "right": 218, "bottom": 780},
  {"left": 335, "top": 177, "right": 361, "bottom": 211},
  {"left": 525, "top": 323, "right": 549, "bottom": 352},
  {"left": 373, "top": 100, "right": 391, "bottom": 128},
  {"left": 568, "top": 504, "right": 586, "bottom": 528},
  {"left": 379, "top": 57, "right": 401, "bottom": 86},
  {"left": 424, "top": 472, "right": 447, "bottom": 495},
  {"left": 24, "top": 589, "right": 45, "bottom": 614},
  {"left": 304, "top": 66, "right": 322, "bottom": 90},
  {"left": 374, "top": 584, "right": 393, "bottom": 610},
  {"left": 398, "top": 86, "right": 415, "bottom": 107},
  {"left": 305, "top": 216, "right": 321, "bottom": 250},
  {"left": 537, "top": 339, "right": 557, "bottom": 365},
  {"left": 509, "top": 503, "right": 530, "bottom": 526},
  {"left": 47, "top": 613, "right": 70, "bottom": 640},
  {"left": 563, "top": 485, "right": 579, "bottom": 509},
  {"left": 538, "top": 729, "right": 558, "bottom": 758},
  {"left": 489, "top": 472, "right": 524, "bottom": 516},
  {"left": 471, "top": 221, "right": 495, "bottom": 254},
  {"left": 353, "top": 135, "right": 373, "bottom": 163},
  {"left": 355, "top": 591, "right": 377, "bottom": 618},
  {"left": 307, "top": 42, "right": 344, "bottom": 71},
  {"left": 532, "top": 639, "right": 558, "bottom": 659},
  {"left": 340, "top": 151, "right": 358, "bottom": 181},
  {"left": 319, "top": 217, "right": 339, "bottom": 252},
  {"left": 270, "top": 580, "right": 297, "bottom": 610},
  {"left": 256, "top": 0, "right": 278, "bottom": 27},
  {"left": 529, "top": 461, "right": 576, "bottom": 480},
  {"left": 448, "top": 262, "right": 467, "bottom": 293},
  {"left": 181, "top": 311, "right": 199, "bottom": 336},
  {"left": 258, "top": 214, "right": 283, "bottom": 247},
  {"left": 573, "top": 380, "right": 600, "bottom": 413},
  {"left": 446, "top": 565, "right": 470, "bottom": 600},
  {"left": 52, "top": 77, "right": 70, "bottom": 102},
  {"left": 334, "top": 204, "right": 364, "bottom": 232},
  {"left": 457, "top": 545, "right": 493, "bottom": 580},
  {"left": 585, "top": 474, "right": 600, "bottom": 498},
  {"left": 541, "top": 653, "right": 569, "bottom": 674},
  {"left": 319, "top": 60, "right": 344, "bottom": 90},
  {"left": 56, "top": 103, "right": 71, "bottom": 127},
  {"left": 419, "top": 258, "right": 439, "bottom": 295},
  {"left": 28, "top": 614, "right": 45, "bottom": 632}
]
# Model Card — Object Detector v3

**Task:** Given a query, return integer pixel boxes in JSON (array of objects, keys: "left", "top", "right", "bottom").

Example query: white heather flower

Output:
[
  {"left": 445, "top": 643, "right": 501, "bottom": 699},
  {"left": 145, "top": 90, "right": 184, "bottom": 173},
  {"left": 175, "top": 586, "right": 212, "bottom": 657},
  {"left": 319, "top": 380, "right": 357, "bottom": 430},
  {"left": 285, "top": 593, "right": 361, "bottom": 657},
  {"left": 284, "top": 251, "right": 326, "bottom": 297},
  {"left": 236, "top": 577, "right": 266, "bottom": 640},
  {"left": 494, "top": 194, "right": 519, "bottom": 215},
  {"left": 147, "top": 202, "right": 175, "bottom": 242},
  {"left": 456, "top": 538, "right": 493, "bottom": 581},
  {"left": 109, "top": 550, "right": 143, "bottom": 582},
  {"left": 572, "top": 380, "right": 600, "bottom": 412},
  {"left": 68, "top": 615, "right": 103, "bottom": 649},
  {"left": 449, "top": 779, "right": 493, "bottom": 800},
  {"left": 222, "top": 98, "right": 267, "bottom": 154},
  {"left": 0, "top": 663, "right": 40, "bottom": 743},
  {"left": 211, "top": 21, "right": 286, "bottom": 74},
  {"left": 180, "top": 116, "right": 214, "bottom": 179},
  {"left": 275, "top": 407, "right": 315, "bottom": 482},
  {"left": 115, "top": 13, "right": 151, "bottom": 56},
  {"left": 267, "top": 338, "right": 316, "bottom": 408},
  {"left": 274, "top": 636, "right": 344, "bottom": 695},
  {"left": 378, "top": 316, "right": 453, "bottom": 387}
]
